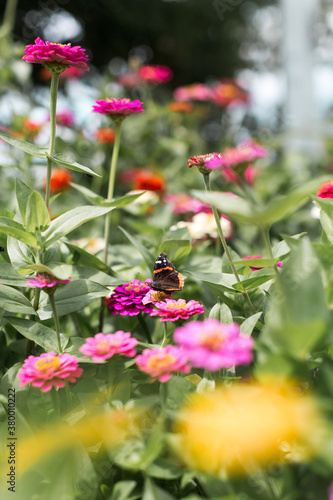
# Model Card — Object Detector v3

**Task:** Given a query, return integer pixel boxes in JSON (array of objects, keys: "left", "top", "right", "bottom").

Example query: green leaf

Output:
[
  {"left": 0, "top": 263, "right": 29, "bottom": 286},
  {"left": 15, "top": 179, "right": 34, "bottom": 226},
  {"left": 240, "top": 312, "right": 263, "bottom": 335},
  {"left": 64, "top": 241, "right": 114, "bottom": 275},
  {"left": 0, "top": 131, "right": 48, "bottom": 158},
  {"left": 25, "top": 191, "right": 51, "bottom": 233},
  {"left": 108, "top": 480, "right": 137, "bottom": 500},
  {"left": 209, "top": 301, "right": 233, "bottom": 323},
  {"left": 42, "top": 206, "right": 114, "bottom": 248},
  {"left": 0, "top": 284, "right": 36, "bottom": 315},
  {"left": 7, "top": 317, "right": 68, "bottom": 351},
  {"left": 157, "top": 239, "right": 191, "bottom": 267},
  {"left": 119, "top": 226, "right": 155, "bottom": 270},
  {"left": 187, "top": 271, "right": 241, "bottom": 294},
  {"left": 232, "top": 275, "right": 273, "bottom": 292},
  {"left": 142, "top": 477, "right": 176, "bottom": 500},
  {"left": 26, "top": 263, "right": 72, "bottom": 280},
  {"left": 232, "top": 257, "right": 280, "bottom": 268},
  {"left": 46, "top": 152, "right": 100, "bottom": 177},
  {"left": 71, "top": 183, "right": 144, "bottom": 207},
  {"left": 145, "top": 459, "right": 182, "bottom": 479},
  {"left": 0, "top": 217, "right": 39, "bottom": 248},
  {"left": 316, "top": 198, "right": 333, "bottom": 244},
  {"left": 38, "top": 279, "right": 109, "bottom": 319},
  {"left": 7, "top": 236, "right": 35, "bottom": 271},
  {"left": 263, "top": 237, "right": 329, "bottom": 357},
  {"left": 190, "top": 190, "right": 254, "bottom": 223}
]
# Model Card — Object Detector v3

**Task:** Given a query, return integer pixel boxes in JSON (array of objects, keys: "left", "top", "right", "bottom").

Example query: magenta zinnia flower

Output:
[
  {"left": 106, "top": 280, "right": 154, "bottom": 316},
  {"left": 137, "top": 65, "right": 173, "bottom": 84},
  {"left": 92, "top": 98, "right": 144, "bottom": 118},
  {"left": 79, "top": 331, "right": 138, "bottom": 363},
  {"left": 174, "top": 319, "right": 253, "bottom": 371},
  {"left": 164, "top": 193, "right": 211, "bottom": 215},
  {"left": 242, "top": 255, "right": 283, "bottom": 271},
  {"left": 187, "top": 152, "right": 226, "bottom": 174},
  {"left": 135, "top": 345, "right": 190, "bottom": 382},
  {"left": 27, "top": 273, "right": 70, "bottom": 289},
  {"left": 150, "top": 299, "right": 204, "bottom": 322},
  {"left": 317, "top": 181, "right": 333, "bottom": 199},
  {"left": 22, "top": 37, "right": 89, "bottom": 71},
  {"left": 18, "top": 351, "right": 83, "bottom": 392}
]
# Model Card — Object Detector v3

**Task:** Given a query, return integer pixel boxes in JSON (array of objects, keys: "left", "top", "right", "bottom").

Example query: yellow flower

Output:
[{"left": 172, "top": 381, "right": 322, "bottom": 476}]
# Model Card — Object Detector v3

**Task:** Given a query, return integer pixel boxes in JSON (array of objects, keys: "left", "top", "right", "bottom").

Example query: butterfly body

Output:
[{"left": 150, "top": 252, "right": 184, "bottom": 292}]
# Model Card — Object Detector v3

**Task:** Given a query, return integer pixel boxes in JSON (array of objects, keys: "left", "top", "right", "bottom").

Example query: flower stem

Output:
[
  {"left": 99, "top": 122, "right": 123, "bottom": 332},
  {"left": 202, "top": 173, "right": 258, "bottom": 316},
  {"left": 45, "top": 72, "right": 60, "bottom": 208},
  {"left": 260, "top": 225, "right": 280, "bottom": 278},
  {"left": 102, "top": 121, "right": 123, "bottom": 265},
  {"left": 49, "top": 293, "right": 63, "bottom": 353},
  {"left": 138, "top": 312, "right": 153, "bottom": 344},
  {"left": 161, "top": 322, "right": 168, "bottom": 347}
]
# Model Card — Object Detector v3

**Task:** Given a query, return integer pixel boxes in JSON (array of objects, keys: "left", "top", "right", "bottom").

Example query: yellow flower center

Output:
[
  {"left": 199, "top": 328, "right": 226, "bottom": 351},
  {"left": 96, "top": 340, "right": 112, "bottom": 355},
  {"left": 166, "top": 302, "right": 186, "bottom": 310},
  {"left": 125, "top": 283, "right": 145, "bottom": 292},
  {"left": 148, "top": 352, "right": 176, "bottom": 370},
  {"left": 35, "top": 356, "right": 61, "bottom": 373}
]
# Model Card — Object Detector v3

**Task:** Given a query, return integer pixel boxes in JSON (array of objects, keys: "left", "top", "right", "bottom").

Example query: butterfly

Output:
[{"left": 150, "top": 252, "right": 184, "bottom": 293}]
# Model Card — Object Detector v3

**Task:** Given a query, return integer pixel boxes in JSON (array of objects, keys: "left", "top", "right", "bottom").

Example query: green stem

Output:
[
  {"left": 49, "top": 293, "right": 63, "bottom": 353},
  {"left": 260, "top": 226, "right": 279, "bottom": 278},
  {"left": 202, "top": 173, "right": 258, "bottom": 316},
  {"left": 99, "top": 121, "right": 123, "bottom": 332},
  {"left": 102, "top": 121, "right": 123, "bottom": 265},
  {"left": 161, "top": 322, "right": 168, "bottom": 347},
  {"left": 25, "top": 287, "right": 41, "bottom": 357},
  {"left": 138, "top": 312, "right": 153, "bottom": 344},
  {"left": 0, "top": 0, "right": 18, "bottom": 39},
  {"left": 45, "top": 72, "right": 60, "bottom": 208}
]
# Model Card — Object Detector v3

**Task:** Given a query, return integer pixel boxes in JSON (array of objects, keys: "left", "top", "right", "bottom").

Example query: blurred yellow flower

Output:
[{"left": 172, "top": 382, "right": 322, "bottom": 476}]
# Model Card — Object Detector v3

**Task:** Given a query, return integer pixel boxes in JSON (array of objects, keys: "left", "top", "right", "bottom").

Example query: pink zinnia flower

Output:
[
  {"left": 92, "top": 98, "right": 144, "bottom": 118},
  {"left": 222, "top": 140, "right": 268, "bottom": 168},
  {"left": 135, "top": 345, "right": 190, "bottom": 382},
  {"left": 79, "top": 331, "right": 138, "bottom": 363},
  {"left": 142, "top": 289, "right": 173, "bottom": 305},
  {"left": 174, "top": 319, "right": 253, "bottom": 371},
  {"left": 187, "top": 152, "right": 226, "bottom": 174},
  {"left": 137, "top": 65, "right": 173, "bottom": 84},
  {"left": 174, "top": 83, "right": 213, "bottom": 102},
  {"left": 27, "top": 273, "right": 70, "bottom": 289},
  {"left": 211, "top": 79, "right": 250, "bottom": 107},
  {"left": 106, "top": 280, "right": 154, "bottom": 316},
  {"left": 22, "top": 37, "right": 89, "bottom": 71},
  {"left": 18, "top": 351, "right": 83, "bottom": 392},
  {"left": 150, "top": 299, "right": 204, "bottom": 322},
  {"left": 317, "top": 181, "right": 333, "bottom": 199},
  {"left": 243, "top": 255, "right": 283, "bottom": 271}
]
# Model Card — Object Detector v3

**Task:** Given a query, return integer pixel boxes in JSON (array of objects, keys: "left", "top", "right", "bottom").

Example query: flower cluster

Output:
[
  {"left": 23, "top": 37, "right": 90, "bottom": 72},
  {"left": 106, "top": 280, "right": 154, "bottom": 316},
  {"left": 18, "top": 352, "right": 83, "bottom": 392},
  {"left": 79, "top": 331, "right": 138, "bottom": 362}
]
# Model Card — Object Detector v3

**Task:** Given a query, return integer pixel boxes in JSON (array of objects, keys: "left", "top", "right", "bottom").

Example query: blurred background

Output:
[{"left": 1, "top": 0, "right": 333, "bottom": 160}]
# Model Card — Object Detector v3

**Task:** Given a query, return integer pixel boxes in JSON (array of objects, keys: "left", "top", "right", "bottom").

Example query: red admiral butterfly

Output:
[{"left": 150, "top": 252, "right": 184, "bottom": 292}]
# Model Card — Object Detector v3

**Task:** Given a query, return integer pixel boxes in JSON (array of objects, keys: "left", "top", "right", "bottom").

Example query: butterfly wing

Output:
[{"left": 151, "top": 252, "right": 184, "bottom": 292}]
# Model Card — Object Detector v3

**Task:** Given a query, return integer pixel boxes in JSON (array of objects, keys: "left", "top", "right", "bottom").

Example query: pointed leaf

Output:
[
  {"left": 232, "top": 275, "right": 273, "bottom": 292},
  {"left": 187, "top": 271, "right": 241, "bottom": 294},
  {"left": 71, "top": 183, "right": 144, "bottom": 207},
  {"left": 142, "top": 477, "right": 176, "bottom": 500},
  {"left": 38, "top": 279, "right": 109, "bottom": 319},
  {"left": 0, "top": 217, "right": 39, "bottom": 248},
  {"left": 0, "top": 263, "right": 29, "bottom": 286},
  {"left": 25, "top": 191, "right": 50, "bottom": 233},
  {"left": 46, "top": 152, "right": 100, "bottom": 177},
  {"left": 119, "top": 226, "right": 155, "bottom": 270},
  {"left": 0, "top": 131, "right": 47, "bottom": 158},
  {"left": 16, "top": 179, "right": 34, "bottom": 226},
  {"left": 7, "top": 317, "right": 68, "bottom": 351},
  {"left": 64, "top": 241, "right": 114, "bottom": 275},
  {"left": 0, "top": 284, "right": 36, "bottom": 315},
  {"left": 209, "top": 302, "right": 233, "bottom": 323},
  {"left": 232, "top": 257, "right": 280, "bottom": 268},
  {"left": 42, "top": 206, "right": 114, "bottom": 248},
  {"left": 191, "top": 190, "right": 254, "bottom": 223},
  {"left": 26, "top": 263, "right": 72, "bottom": 280},
  {"left": 240, "top": 312, "right": 263, "bottom": 335}
]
